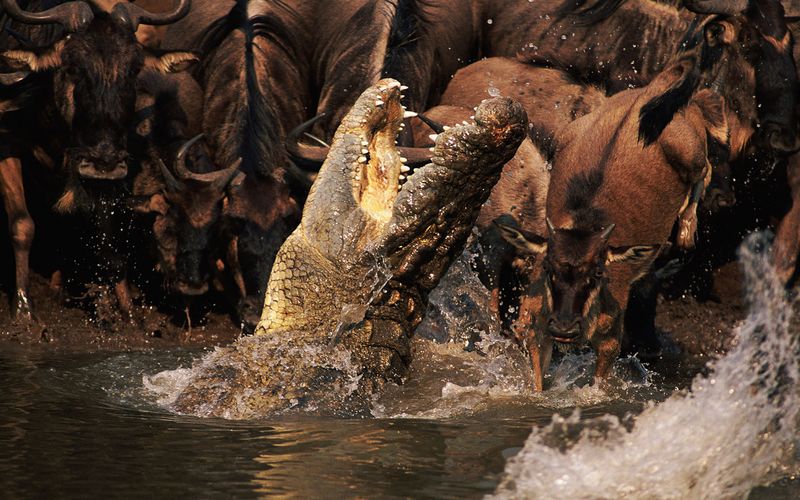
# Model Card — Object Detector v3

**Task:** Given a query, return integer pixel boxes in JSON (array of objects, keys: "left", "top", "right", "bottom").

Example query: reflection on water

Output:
[
  {"left": 1, "top": 236, "right": 798, "bottom": 497},
  {"left": 0, "top": 348, "right": 544, "bottom": 498}
]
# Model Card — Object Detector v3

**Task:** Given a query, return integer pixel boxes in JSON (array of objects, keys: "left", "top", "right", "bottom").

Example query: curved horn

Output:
[
  {"left": 682, "top": 0, "right": 749, "bottom": 16},
  {"left": 0, "top": 0, "right": 93, "bottom": 33},
  {"left": 600, "top": 223, "right": 616, "bottom": 241},
  {"left": 110, "top": 0, "right": 191, "bottom": 32},
  {"left": 417, "top": 113, "right": 445, "bottom": 134},
  {"left": 0, "top": 71, "right": 29, "bottom": 85},
  {"left": 174, "top": 133, "right": 204, "bottom": 180},
  {"left": 208, "top": 160, "right": 242, "bottom": 192},
  {"left": 157, "top": 157, "right": 183, "bottom": 192},
  {"left": 173, "top": 134, "right": 242, "bottom": 186},
  {"left": 286, "top": 112, "right": 432, "bottom": 169},
  {"left": 286, "top": 113, "right": 329, "bottom": 169}
]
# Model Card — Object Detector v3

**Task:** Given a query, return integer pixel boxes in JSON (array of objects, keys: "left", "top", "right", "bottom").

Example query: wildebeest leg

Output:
[
  {"left": 623, "top": 274, "right": 661, "bottom": 358},
  {"left": 227, "top": 236, "right": 247, "bottom": 300},
  {"left": 526, "top": 333, "right": 552, "bottom": 392},
  {"left": 114, "top": 279, "right": 133, "bottom": 318},
  {"left": 514, "top": 293, "right": 550, "bottom": 390},
  {"left": 0, "top": 156, "right": 36, "bottom": 322},
  {"left": 593, "top": 332, "right": 621, "bottom": 384},
  {"left": 773, "top": 154, "right": 800, "bottom": 284},
  {"left": 676, "top": 167, "right": 710, "bottom": 249},
  {"left": 489, "top": 286, "right": 501, "bottom": 317}
]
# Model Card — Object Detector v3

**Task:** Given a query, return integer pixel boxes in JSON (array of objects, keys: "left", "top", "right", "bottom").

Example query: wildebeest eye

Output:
[{"left": 707, "top": 23, "right": 725, "bottom": 39}]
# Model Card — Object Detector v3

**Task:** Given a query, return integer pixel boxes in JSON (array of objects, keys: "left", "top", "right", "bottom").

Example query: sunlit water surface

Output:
[{"left": 1, "top": 235, "right": 799, "bottom": 498}]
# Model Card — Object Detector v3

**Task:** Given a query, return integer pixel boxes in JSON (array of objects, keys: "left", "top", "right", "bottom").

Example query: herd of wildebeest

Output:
[{"left": 2, "top": 0, "right": 800, "bottom": 388}]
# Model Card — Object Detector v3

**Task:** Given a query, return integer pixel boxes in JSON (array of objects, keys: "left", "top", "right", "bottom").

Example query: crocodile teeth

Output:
[
  {"left": 375, "top": 99, "right": 384, "bottom": 106},
  {"left": 442, "top": 125, "right": 450, "bottom": 130},
  {"left": 401, "top": 94, "right": 406, "bottom": 99},
  {"left": 387, "top": 81, "right": 402, "bottom": 89},
  {"left": 361, "top": 148, "right": 369, "bottom": 154},
  {"left": 462, "top": 120, "right": 470, "bottom": 125},
  {"left": 357, "top": 155, "right": 368, "bottom": 163},
  {"left": 399, "top": 174, "right": 406, "bottom": 181},
  {"left": 403, "top": 111, "right": 418, "bottom": 118},
  {"left": 470, "top": 115, "right": 475, "bottom": 120},
  {"left": 429, "top": 147, "right": 435, "bottom": 152},
  {"left": 400, "top": 85, "right": 409, "bottom": 90},
  {"left": 398, "top": 123, "right": 405, "bottom": 130},
  {"left": 399, "top": 156, "right": 408, "bottom": 163},
  {"left": 400, "top": 165, "right": 410, "bottom": 172},
  {"left": 361, "top": 140, "right": 369, "bottom": 146},
  {"left": 429, "top": 134, "right": 438, "bottom": 141},
  {"left": 361, "top": 119, "right": 367, "bottom": 124}
]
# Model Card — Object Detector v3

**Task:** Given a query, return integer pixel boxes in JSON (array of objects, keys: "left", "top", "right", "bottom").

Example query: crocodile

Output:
[{"left": 160, "top": 79, "right": 527, "bottom": 418}]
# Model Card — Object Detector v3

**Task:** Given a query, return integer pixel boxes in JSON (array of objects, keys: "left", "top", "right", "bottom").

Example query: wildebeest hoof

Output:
[
  {"left": 12, "top": 290, "right": 38, "bottom": 323},
  {"left": 237, "top": 297, "right": 261, "bottom": 336}
]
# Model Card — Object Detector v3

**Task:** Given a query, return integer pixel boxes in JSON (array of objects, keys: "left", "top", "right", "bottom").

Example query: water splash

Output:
[
  {"left": 492, "top": 234, "right": 800, "bottom": 499},
  {"left": 373, "top": 250, "right": 659, "bottom": 419}
]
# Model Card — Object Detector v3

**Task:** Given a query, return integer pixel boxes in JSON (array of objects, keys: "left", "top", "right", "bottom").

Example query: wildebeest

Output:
[
  {"left": 436, "top": 5, "right": 771, "bottom": 389},
  {"left": 158, "top": 0, "right": 452, "bottom": 329},
  {"left": 0, "top": 0, "right": 196, "bottom": 321},
  {"left": 159, "top": 0, "right": 305, "bottom": 329}
]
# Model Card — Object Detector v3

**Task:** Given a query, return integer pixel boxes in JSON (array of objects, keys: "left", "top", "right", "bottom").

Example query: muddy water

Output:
[
  {"left": 0, "top": 348, "right": 683, "bottom": 498},
  {"left": 1, "top": 235, "right": 799, "bottom": 498}
]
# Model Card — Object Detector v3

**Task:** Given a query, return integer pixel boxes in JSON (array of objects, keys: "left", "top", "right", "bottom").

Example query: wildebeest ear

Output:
[
  {"left": 494, "top": 221, "right": 548, "bottom": 255},
  {"left": 144, "top": 50, "right": 199, "bottom": 74},
  {"left": 606, "top": 244, "right": 660, "bottom": 264},
  {"left": 1, "top": 40, "right": 65, "bottom": 72},
  {"left": 703, "top": 20, "right": 734, "bottom": 47}
]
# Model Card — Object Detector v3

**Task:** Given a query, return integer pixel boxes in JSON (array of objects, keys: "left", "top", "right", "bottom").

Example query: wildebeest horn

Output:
[
  {"left": 417, "top": 113, "right": 445, "bottom": 134},
  {"left": 0, "top": 0, "right": 93, "bottom": 33},
  {"left": 286, "top": 113, "right": 329, "bottom": 168},
  {"left": 546, "top": 217, "right": 556, "bottom": 236},
  {"left": 110, "top": 0, "right": 191, "bottom": 32},
  {"left": 174, "top": 134, "right": 242, "bottom": 188},
  {"left": 157, "top": 157, "right": 183, "bottom": 193},
  {"left": 287, "top": 112, "right": 433, "bottom": 169},
  {"left": 682, "top": 0, "right": 749, "bottom": 15},
  {"left": 0, "top": 71, "right": 29, "bottom": 85},
  {"left": 600, "top": 223, "right": 616, "bottom": 240}
]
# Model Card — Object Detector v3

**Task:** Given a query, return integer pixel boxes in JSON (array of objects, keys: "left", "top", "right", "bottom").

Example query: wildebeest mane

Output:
[
  {"left": 556, "top": 0, "right": 629, "bottom": 26},
  {"left": 194, "top": 0, "right": 295, "bottom": 180},
  {"left": 242, "top": 11, "right": 295, "bottom": 180},
  {"left": 381, "top": 0, "right": 430, "bottom": 77},
  {"left": 638, "top": 22, "right": 721, "bottom": 145}
]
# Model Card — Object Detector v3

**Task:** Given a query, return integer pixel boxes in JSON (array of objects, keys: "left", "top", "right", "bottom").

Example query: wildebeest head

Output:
[
  {"left": 642, "top": 0, "right": 799, "bottom": 154},
  {"left": 155, "top": 137, "right": 241, "bottom": 297},
  {"left": 498, "top": 220, "right": 658, "bottom": 344},
  {"left": 0, "top": 0, "right": 196, "bottom": 180}
]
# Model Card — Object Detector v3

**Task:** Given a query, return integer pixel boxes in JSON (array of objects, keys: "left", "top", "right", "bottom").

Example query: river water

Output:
[{"left": 1, "top": 235, "right": 799, "bottom": 498}]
